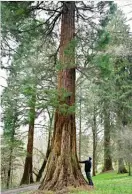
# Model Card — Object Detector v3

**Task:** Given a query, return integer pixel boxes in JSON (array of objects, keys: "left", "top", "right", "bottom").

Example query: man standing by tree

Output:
[{"left": 79, "top": 157, "right": 94, "bottom": 186}]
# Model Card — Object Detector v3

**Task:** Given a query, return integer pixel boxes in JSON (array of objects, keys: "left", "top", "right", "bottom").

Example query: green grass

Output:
[
  {"left": 71, "top": 172, "right": 132, "bottom": 194},
  {"left": 22, "top": 172, "right": 132, "bottom": 194}
]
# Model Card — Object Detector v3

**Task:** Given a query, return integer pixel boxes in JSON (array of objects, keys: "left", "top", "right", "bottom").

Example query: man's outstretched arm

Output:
[{"left": 79, "top": 160, "right": 87, "bottom": 163}]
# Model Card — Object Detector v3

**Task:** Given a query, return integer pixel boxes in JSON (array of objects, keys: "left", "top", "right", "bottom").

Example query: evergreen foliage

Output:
[{"left": 1, "top": 1, "right": 132, "bottom": 190}]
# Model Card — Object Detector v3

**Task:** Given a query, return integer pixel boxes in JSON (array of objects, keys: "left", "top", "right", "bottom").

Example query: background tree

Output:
[{"left": 1, "top": 72, "right": 24, "bottom": 188}]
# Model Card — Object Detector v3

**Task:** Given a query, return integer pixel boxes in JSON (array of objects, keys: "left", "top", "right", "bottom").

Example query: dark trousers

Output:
[{"left": 86, "top": 171, "right": 94, "bottom": 185}]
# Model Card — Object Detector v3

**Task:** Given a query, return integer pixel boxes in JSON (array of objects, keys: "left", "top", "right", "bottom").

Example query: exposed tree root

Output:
[{"left": 32, "top": 185, "right": 93, "bottom": 194}]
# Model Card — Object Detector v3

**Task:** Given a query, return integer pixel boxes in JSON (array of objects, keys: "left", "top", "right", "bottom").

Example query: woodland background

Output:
[{"left": 0, "top": 1, "right": 132, "bottom": 192}]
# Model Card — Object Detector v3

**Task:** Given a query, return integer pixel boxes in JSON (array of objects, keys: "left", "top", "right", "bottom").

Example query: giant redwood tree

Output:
[
  {"left": 2, "top": 0, "right": 116, "bottom": 190},
  {"left": 39, "top": 2, "right": 87, "bottom": 191}
]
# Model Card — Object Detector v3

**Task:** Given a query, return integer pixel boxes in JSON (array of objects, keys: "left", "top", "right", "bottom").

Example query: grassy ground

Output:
[
  {"left": 22, "top": 172, "right": 132, "bottom": 194},
  {"left": 71, "top": 172, "right": 132, "bottom": 194}
]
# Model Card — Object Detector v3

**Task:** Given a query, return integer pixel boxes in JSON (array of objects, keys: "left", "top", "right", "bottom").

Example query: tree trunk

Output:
[
  {"left": 78, "top": 87, "right": 82, "bottom": 161},
  {"left": 117, "top": 129, "right": 128, "bottom": 174},
  {"left": 20, "top": 93, "right": 36, "bottom": 185},
  {"left": 128, "top": 163, "right": 131, "bottom": 176},
  {"left": 117, "top": 112, "right": 128, "bottom": 174},
  {"left": 92, "top": 107, "right": 97, "bottom": 176},
  {"left": 102, "top": 102, "right": 113, "bottom": 172},
  {"left": 6, "top": 111, "right": 17, "bottom": 188},
  {"left": 118, "top": 158, "right": 128, "bottom": 174},
  {"left": 117, "top": 130, "right": 128, "bottom": 174},
  {"left": 6, "top": 148, "right": 13, "bottom": 189},
  {"left": 36, "top": 108, "right": 54, "bottom": 182},
  {"left": 39, "top": 2, "right": 87, "bottom": 191},
  {"left": 36, "top": 128, "right": 52, "bottom": 182}
]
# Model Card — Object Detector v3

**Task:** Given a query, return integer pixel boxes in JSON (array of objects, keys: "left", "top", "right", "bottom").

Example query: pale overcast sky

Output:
[{"left": 115, "top": 0, "right": 132, "bottom": 28}]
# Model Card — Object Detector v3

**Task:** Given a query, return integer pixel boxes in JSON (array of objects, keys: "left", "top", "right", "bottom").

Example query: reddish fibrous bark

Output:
[
  {"left": 20, "top": 126, "right": 34, "bottom": 185},
  {"left": 39, "top": 2, "right": 88, "bottom": 191},
  {"left": 20, "top": 94, "right": 36, "bottom": 185}
]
